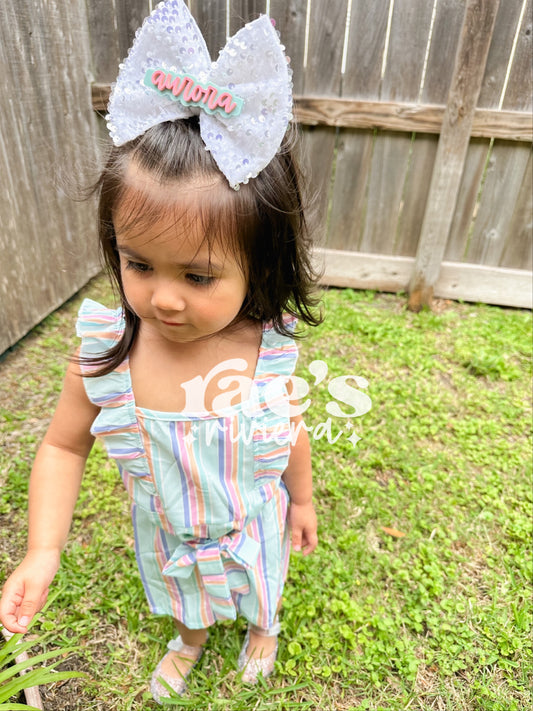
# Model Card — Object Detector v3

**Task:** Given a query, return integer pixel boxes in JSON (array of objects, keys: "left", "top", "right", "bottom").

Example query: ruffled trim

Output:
[
  {"left": 251, "top": 314, "right": 298, "bottom": 483},
  {"left": 76, "top": 298, "right": 124, "bottom": 356},
  {"left": 77, "top": 299, "right": 152, "bottom": 481},
  {"left": 256, "top": 314, "right": 298, "bottom": 380}
]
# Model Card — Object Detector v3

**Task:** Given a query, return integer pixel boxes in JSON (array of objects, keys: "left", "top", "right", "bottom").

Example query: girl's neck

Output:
[{"left": 129, "top": 318, "right": 262, "bottom": 413}]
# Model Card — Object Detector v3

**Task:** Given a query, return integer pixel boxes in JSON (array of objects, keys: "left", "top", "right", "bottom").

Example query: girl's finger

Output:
[{"left": 292, "top": 529, "right": 302, "bottom": 552}]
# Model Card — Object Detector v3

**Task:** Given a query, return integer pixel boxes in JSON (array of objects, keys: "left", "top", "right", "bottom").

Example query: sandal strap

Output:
[
  {"left": 167, "top": 633, "right": 208, "bottom": 656},
  {"left": 248, "top": 620, "right": 281, "bottom": 637}
]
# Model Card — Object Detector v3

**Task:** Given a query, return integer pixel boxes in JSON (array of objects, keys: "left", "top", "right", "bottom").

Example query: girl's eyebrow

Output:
[{"left": 116, "top": 244, "right": 222, "bottom": 272}]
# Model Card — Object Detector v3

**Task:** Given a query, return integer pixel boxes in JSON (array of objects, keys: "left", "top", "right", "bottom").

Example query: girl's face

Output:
[{"left": 114, "top": 163, "right": 248, "bottom": 346}]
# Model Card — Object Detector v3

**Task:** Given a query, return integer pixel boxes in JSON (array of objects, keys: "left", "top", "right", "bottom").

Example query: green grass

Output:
[{"left": 0, "top": 278, "right": 531, "bottom": 710}]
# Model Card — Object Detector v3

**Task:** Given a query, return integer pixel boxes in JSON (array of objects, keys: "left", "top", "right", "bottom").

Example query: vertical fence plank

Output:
[
  {"left": 269, "top": 0, "right": 307, "bottom": 94},
  {"left": 500, "top": 0, "right": 532, "bottom": 112},
  {"left": 229, "top": 0, "right": 267, "bottom": 33},
  {"left": 359, "top": 0, "right": 435, "bottom": 256},
  {"left": 86, "top": 0, "right": 121, "bottom": 80},
  {"left": 465, "top": 144, "right": 531, "bottom": 266},
  {"left": 192, "top": 0, "right": 227, "bottom": 57},
  {"left": 300, "top": 0, "right": 349, "bottom": 243},
  {"left": 478, "top": 0, "right": 530, "bottom": 108},
  {"left": 115, "top": 0, "right": 152, "bottom": 62},
  {"left": 464, "top": 0, "right": 532, "bottom": 268},
  {"left": 394, "top": 0, "right": 463, "bottom": 259},
  {"left": 497, "top": 0, "right": 533, "bottom": 269},
  {"left": 499, "top": 150, "right": 533, "bottom": 270},
  {"left": 446, "top": 0, "right": 529, "bottom": 262},
  {"left": 327, "top": 0, "right": 390, "bottom": 251},
  {"left": 409, "top": 0, "right": 501, "bottom": 310}
]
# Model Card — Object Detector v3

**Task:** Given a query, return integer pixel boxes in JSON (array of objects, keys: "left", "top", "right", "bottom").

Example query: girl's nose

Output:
[{"left": 151, "top": 280, "right": 186, "bottom": 312}]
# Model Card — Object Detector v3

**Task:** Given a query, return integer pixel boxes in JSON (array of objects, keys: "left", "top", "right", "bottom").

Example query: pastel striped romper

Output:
[{"left": 76, "top": 299, "right": 297, "bottom": 630}]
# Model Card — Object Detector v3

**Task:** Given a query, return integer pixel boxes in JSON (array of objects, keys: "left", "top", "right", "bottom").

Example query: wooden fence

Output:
[
  {"left": 1, "top": 0, "right": 531, "bottom": 354},
  {"left": 0, "top": 0, "right": 102, "bottom": 355}
]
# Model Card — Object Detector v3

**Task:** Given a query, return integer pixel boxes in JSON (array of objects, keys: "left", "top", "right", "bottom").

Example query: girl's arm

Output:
[
  {"left": 0, "top": 360, "right": 100, "bottom": 633},
  {"left": 282, "top": 413, "right": 318, "bottom": 556}
]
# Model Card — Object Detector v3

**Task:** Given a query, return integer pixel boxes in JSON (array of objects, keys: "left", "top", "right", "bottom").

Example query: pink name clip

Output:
[{"left": 144, "top": 69, "right": 244, "bottom": 117}]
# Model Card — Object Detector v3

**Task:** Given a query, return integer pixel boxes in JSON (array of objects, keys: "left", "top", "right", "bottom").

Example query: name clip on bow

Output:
[{"left": 106, "top": 0, "right": 293, "bottom": 189}]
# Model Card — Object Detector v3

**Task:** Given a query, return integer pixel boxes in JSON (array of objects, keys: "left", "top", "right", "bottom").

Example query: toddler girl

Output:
[{"left": 0, "top": 0, "right": 320, "bottom": 702}]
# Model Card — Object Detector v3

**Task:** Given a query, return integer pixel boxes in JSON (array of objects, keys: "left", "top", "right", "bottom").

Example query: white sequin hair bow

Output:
[{"left": 106, "top": 0, "right": 293, "bottom": 189}]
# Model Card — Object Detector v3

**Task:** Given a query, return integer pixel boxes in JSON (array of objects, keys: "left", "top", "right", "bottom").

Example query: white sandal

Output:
[
  {"left": 237, "top": 620, "right": 281, "bottom": 683},
  {"left": 150, "top": 634, "right": 206, "bottom": 703}
]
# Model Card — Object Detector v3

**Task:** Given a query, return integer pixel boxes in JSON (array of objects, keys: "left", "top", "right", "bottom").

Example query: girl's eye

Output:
[
  {"left": 126, "top": 260, "right": 151, "bottom": 273},
  {"left": 186, "top": 273, "right": 214, "bottom": 286}
]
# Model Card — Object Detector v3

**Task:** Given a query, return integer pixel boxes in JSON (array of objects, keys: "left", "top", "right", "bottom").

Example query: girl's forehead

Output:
[
  {"left": 114, "top": 160, "right": 240, "bottom": 263},
  {"left": 122, "top": 159, "right": 223, "bottom": 205},
  {"left": 115, "top": 163, "right": 229, "bottom": 234}
]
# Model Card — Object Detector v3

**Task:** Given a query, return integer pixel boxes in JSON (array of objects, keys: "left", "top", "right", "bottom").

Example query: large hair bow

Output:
[{"left": 106, "top": 0, "right": 293, "bottom": 189}]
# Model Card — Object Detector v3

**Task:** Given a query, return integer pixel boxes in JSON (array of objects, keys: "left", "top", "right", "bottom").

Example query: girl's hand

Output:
[
  {"left": 288, "top": 501, "right": 318, "bottom": 556},
  {"left": 0, "top": 549, "right": 60, "bottom": 633}
]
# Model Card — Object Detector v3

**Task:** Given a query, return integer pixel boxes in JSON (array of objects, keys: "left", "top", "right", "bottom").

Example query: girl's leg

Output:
[
  {"left": 158, "top": 620, "right": 208, "bottom": 679},
  {"left": 151, "top": 620, "right": 209, "bottom": 702},
  {"left": 239, "top": 599, "right": 282, "bottom": 682},
  {"left": 246, "top": 626, "right": 278, "bottom": 659},
  {"left": 246, "top": 597, "right": 282, "bottom": 659}
]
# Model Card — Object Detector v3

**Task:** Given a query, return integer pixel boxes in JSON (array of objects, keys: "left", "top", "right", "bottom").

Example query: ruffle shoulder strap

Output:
[
  {"left": 76, "top": 298, "right": 125, "bottom": 358},
  {"left": 258, "top": 315, "right": 299, "bottom": 379},
  {"left": 76, "top": 298, "right": 129, "bottom": 407}
]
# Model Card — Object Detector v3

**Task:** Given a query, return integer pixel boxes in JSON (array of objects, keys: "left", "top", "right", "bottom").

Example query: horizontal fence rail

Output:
[{"left": 92, "top": 86, "right": 533, "bottom": 142}]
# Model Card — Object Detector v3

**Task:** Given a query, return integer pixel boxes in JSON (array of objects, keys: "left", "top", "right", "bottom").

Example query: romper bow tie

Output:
[
  {"left": 106, "top": 0, "right": 293, "bottom": 189},
  {"left": 162, "top": 530, "right": 261, "bottom": 619}
]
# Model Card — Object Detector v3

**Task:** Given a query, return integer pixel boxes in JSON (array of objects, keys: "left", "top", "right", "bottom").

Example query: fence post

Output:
[{"left": 407, "top": 0, "right": 501, "bottom": 311}]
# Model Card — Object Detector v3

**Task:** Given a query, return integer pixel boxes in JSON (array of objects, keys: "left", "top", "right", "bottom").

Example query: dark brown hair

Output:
[{"left": 85, "top": 117, "right": 322, "bottom": 375}]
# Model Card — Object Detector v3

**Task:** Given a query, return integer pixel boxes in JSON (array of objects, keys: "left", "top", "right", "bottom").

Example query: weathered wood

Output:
[
  {"left": 191, "top": 0, "right": 227, "bottom": 56},
  {"left": 358, "top": 131, "right": 412, "bottom": 255},
  {"left": 229, "top": 0, "right": 267, "bottom": 34},
  {"left": 293, "top": 97, "right": 532, "bottom": 141},
  {"left": 500, "top": 150, "right": 533, "bottom": 270},
  {"left": 380, "top": 0, "right": 436, "bottom": 102},
  {"left": 315, "top": 249, "right": 414, "bottom": 293},
  {"left": 325, "top": 128, "right": 375, "bottom": 252},
  {"left": 394, "top": 133, "right": 439, "bottom": 258},
  {"left": 86, "top": 0, "right": 121, "bottom": 80},
  {"left": 435, "top": 262, "right": 532, "bottom": 308},
  {"left": 465, "top": 143, "right": 532, "bottom": 266},
  {"left": 342, "top": 0, "right": 391, "bottom": 99},
  {"left": 329, "top": 0, "right": 396, "bottom": 257},
  {"left": 445, "top": 139, "right": 491, "bottom": 262},
  {"left": 408, "top": 0, "right": 501, "bottom": 311},
  {"left": 393, "top": 0, "right": 462, "bottom": 258},
  {"left": 0, "top": 0, "right": 101, "bottom": 354},
  {"left": 315, "top": 249, "right": 533, "bottom": 309},
  {"left": 301, "top": 0, "right": 349, "bottom": 242},
  {"left": 269, "top": 0, "right": 307, "bottom": 94},
  {"left": 462, "top": 2, "right": 532, "bottom": 269},
  {"left": 501, "top": 0, "right": 532, "bottom": 112},
  {"left": 478, "top": 0, "right": 530, "bottom": 109},
  {"left": 360, "top": 0, "right": 436, "bottom": 257},
  {"left": 116, "top": 0, "right": 152, "bottom": 63},
  {"left": 446, "top": 0, "right": 532, "bottom": 268},
  {"left": 420, "top": 0, "right": 464, "bottom": 104}
]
